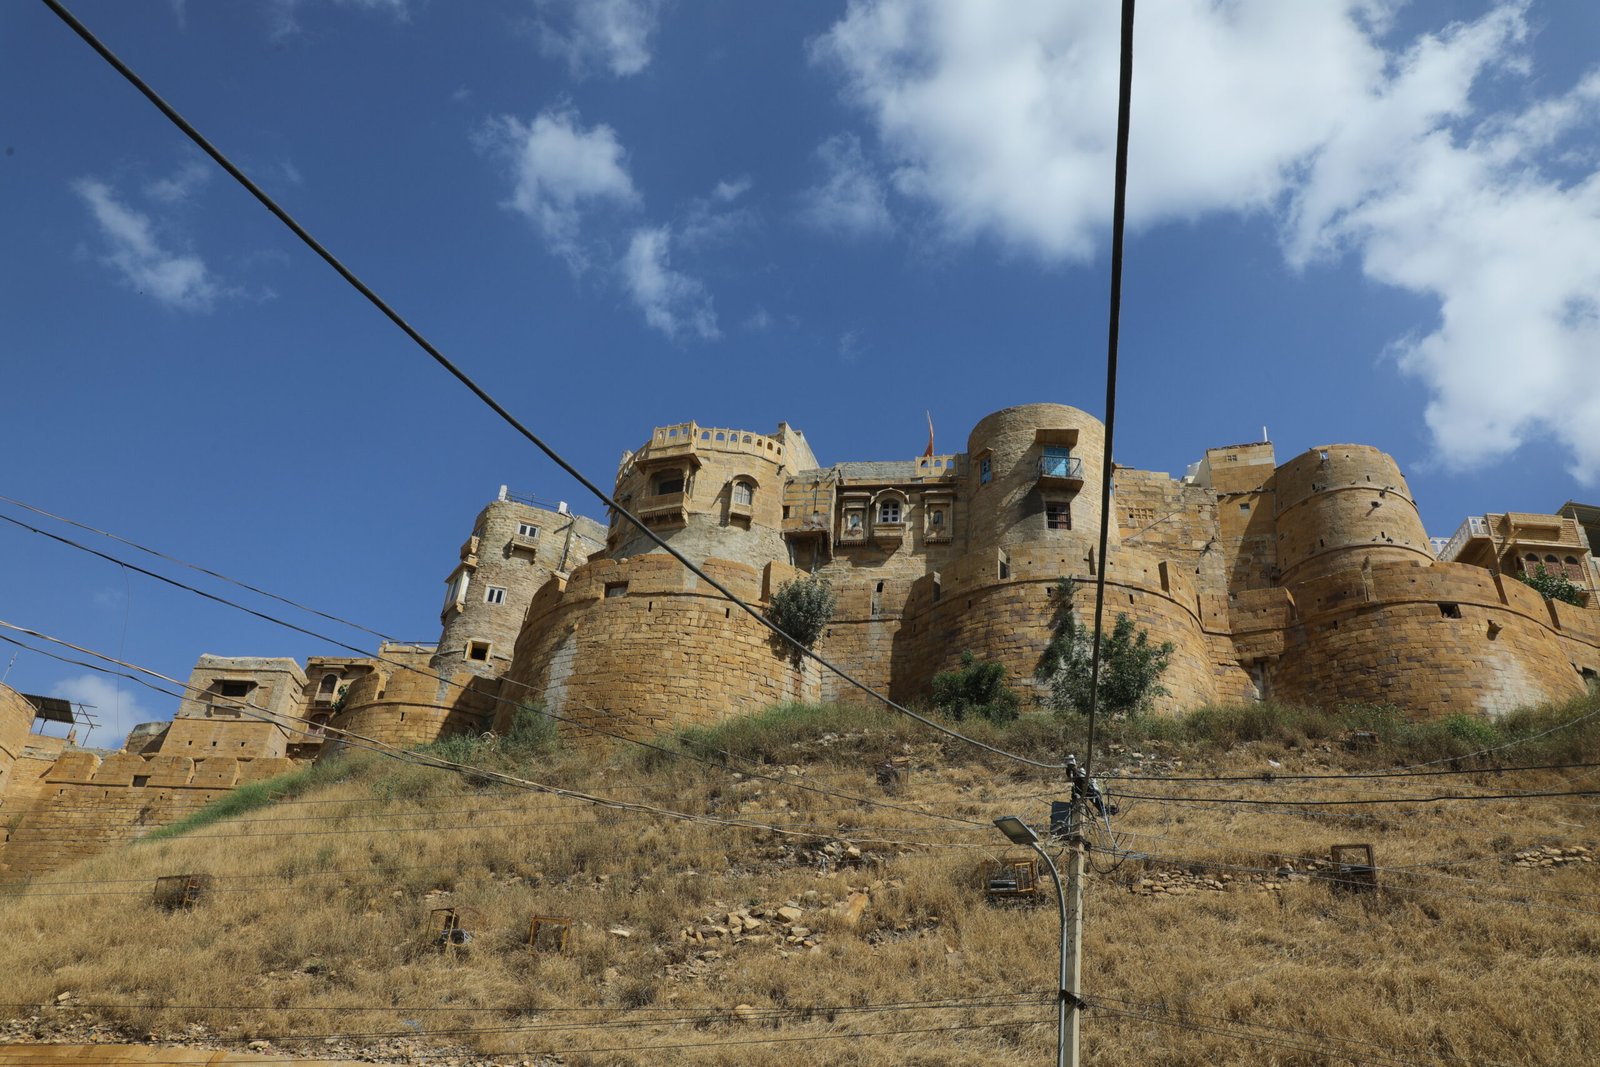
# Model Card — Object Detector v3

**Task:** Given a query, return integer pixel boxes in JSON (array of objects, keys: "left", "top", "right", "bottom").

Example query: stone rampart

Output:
[
  {"left": 1270, "top": 561, "right": 1590, "bottom": 716},
  {"left": 0, "top": 750, "right": 296, "bottom": 880},
  {"left": 1274, "top": 446, "right": 1433, "bottom": 584},
  {"left": 500, "top": 555, "right": 821, "bottom": 738}
]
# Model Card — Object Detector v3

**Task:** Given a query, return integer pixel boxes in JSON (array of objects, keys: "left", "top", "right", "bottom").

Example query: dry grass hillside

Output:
[{"left": 2, "top": 697, "right": 1598, "bottom": 1066}]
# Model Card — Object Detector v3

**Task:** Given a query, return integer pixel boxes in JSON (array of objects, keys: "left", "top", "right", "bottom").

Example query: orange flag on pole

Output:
[{"left": 923, "top": 410, "right": 935, "bottom": 458}]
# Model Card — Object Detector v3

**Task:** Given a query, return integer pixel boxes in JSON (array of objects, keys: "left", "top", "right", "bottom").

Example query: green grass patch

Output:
[{"left": 140, "top": 756, "right": 358, "bottom": 842}]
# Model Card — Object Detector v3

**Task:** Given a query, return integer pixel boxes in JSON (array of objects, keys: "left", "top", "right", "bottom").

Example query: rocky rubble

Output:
[
  {"left": 1509, "top": 844, "right": 1593, "bottom": 869},
  {"left": 0, "top": 1002, "right": 552, "bottom": 1066}
]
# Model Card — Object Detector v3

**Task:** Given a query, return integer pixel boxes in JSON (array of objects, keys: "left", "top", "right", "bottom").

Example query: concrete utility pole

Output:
[
  {"left": 994, "top": 791, "right": 1087, "bottom": 1067},
  {"left": 1062, "top": 789, "right": 1087, "bottom": 1067}
]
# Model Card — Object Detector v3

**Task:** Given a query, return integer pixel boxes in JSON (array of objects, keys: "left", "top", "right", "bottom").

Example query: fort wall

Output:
[
  {"left": 0, "top": 743, "right": 296, "bottom": 880},
  {"left": 1268, "top": 562, "right": 1590, "bottom": 715},
  {"left": 0, "top": 686, "right": 32, "bottom": 798},
  {"left": 435, "top": 498, "right": 604, "bottom": 679},
  {"left": 1274, "top": 446, "right": 1433, "bottom": 585},
  {"left": 500, "top": 554, "right": 821, "bottom": 739}
]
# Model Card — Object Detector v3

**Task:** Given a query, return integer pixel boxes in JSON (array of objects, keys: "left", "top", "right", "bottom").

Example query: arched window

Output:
[
  {"left": 732, "top": 481, "right": 754, "bottom": 506},
  {"left": 1526, "top": 553, "right": 1539, "bottom": 562},
  {"left": 1566, "top": 556, "right": 1579, "bottom": 566},
  {"left": 878, "top": 499, "right": 902, "bottom": 524},
  {"left": 318, "top": 674, "right": 339, "bottom": 697},
  {"left": 1545, "top": 554, "right": 1559, "bottom": 564}
]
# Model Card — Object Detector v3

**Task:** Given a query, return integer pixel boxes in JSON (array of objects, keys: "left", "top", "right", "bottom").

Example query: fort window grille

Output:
[
  {"left": 1046, "top": 502, "right": 1071, "bottom": 530},
  {"left": 517, "top": 522, "right": 539, "bottom": 538},
  {"left": 846, "top": 511, "right": 863, "bottom": 530},
  {"left": 879, "top": 500, "right": 902, "bottom": 524},
  {"left": 655, "top": 475, "right": 684, "bottom": 496},
  {"left": 485, "top": 586, "right": 507, "bottom": 605},
  {"left": 732, "top": 481, "right": 755, "bottom": 506}
]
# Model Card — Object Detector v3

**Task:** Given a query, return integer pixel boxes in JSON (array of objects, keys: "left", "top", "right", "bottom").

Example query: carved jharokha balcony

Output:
[{"left": 635, "top": 491, "right": 688, "bottom": 526}]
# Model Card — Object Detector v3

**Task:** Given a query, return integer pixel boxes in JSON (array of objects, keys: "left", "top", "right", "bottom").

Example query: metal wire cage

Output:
[{"left": 152, "top": 874, "right": 213, "bottom": 910}]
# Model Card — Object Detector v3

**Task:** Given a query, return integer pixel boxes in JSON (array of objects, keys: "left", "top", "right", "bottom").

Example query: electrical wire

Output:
[
  {"left": 1082, "top": 0, "right": 1138, "bottom": 781},
  {"left": 35, "top": 0, "right": 1069, "bottom": 774},
  {"left": 0, "top": 609, "right": 990, "bottom": 837},
  {"left": 0, "top": 494, "right": 398, "bottom": 644}
]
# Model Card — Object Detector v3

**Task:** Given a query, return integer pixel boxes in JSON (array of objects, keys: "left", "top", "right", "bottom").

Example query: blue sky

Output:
[{"left": 4, "top": 0, "right": 1599, "bottom": 745}]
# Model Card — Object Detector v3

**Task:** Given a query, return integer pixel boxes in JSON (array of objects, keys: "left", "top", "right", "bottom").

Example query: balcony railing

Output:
[
  {"left": 1438, "top": 515, "right": 1490, "bottom": 562},
  {"left": 1038, "top": 454, "right": 1085, "bottom": 484}
]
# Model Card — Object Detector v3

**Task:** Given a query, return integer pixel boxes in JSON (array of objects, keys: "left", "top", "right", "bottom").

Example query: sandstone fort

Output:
[{"left": 4, "top": 402, "right": 1599, "bottom": 878}]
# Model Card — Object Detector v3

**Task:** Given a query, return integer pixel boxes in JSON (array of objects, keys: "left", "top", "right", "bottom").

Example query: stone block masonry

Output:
[{"left": 6, "top": 409, "right": 1599, "bottom": 882}]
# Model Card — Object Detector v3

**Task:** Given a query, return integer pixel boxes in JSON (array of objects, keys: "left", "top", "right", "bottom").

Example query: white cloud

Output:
[
  {"left": 74, "top": 178, "right": 219, "bottom": 312},
  {"left": 712, "top": 177, "right": 752, "bottom": 203},
  {"left": 267, "top": 0, "right": 410, "bottom": 41},
  {"left": 476, "top": 107, "right": 639, "bottom": 271},
  {"left": 50, "top": 674, "right": 162, "bottom": 752},
  {"left": 800, "top": 133, "right": 893, "bottom": 238},
  {"left": 144, "top": 160, "right": 211, "bottom": 205},
  {"left": 815, "top": 0, "right": 1600, "bottom": 481},
  {"left": 536, "top": 0, "right": 664, "bottom": 78},
  {"left": 621, "top": 226, "right": 719, "bottom": 340},
  {"left": 679, "top": 177, "right": 757, "bottom": 250}
]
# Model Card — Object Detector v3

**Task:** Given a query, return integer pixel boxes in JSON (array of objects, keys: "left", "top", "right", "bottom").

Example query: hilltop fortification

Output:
[{"left": 4, "top": 404, "right": 1598, "bottom": 879}]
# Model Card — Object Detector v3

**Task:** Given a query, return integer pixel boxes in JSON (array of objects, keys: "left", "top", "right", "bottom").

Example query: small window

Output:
[
  {"left": 605, "top": 582, "right": 629, "bottom": 598},
  {"left": 846, "top": 511, "right": 863, "bottom": 530},
  {"left": 1239, "top": 502, "right": 1251, "bottom": 513},
  {"left": 517, "top": 522, "right": 539, "bottom": 538},
  {"left": 655, "top": 475, "right": 684, "bottom": 496},
  {"left": 732, "top": 481, "right": 754, "bottom": 506},
  {"left": 931, "top": 508, "right": 945, "bottom": 527},
  {"left": 999, "top": 552, "right": 1011, "bottom": 580},
  {"left": 219, "top": 680, "right": 252, "bottom": 698},
  {"left": 466, "top": 640, "right": 491, "bottom": 661},
  {"left": 485, "top": 586, "right": 507, "bottom": 605},
  {"left": 980, "top": 456, "right": 992, "bottom": 484},
  {"left": 782, "top": 505, "right": 791, "bottom": 519},
  {"left": 879, "top": 500, "right": 902, "bottom": 524},
  {"left": 132, "top": 775, "right": 150, "bottom": 788},
  {"left": 1046, "top": 501, "right": 1071, "bottom": 530},
  {"left": 1439, "top": 603, "right": 1462, "bottom": 619},
  {"left": 317, "top": 674, "right": 338, "bottom": 696}
]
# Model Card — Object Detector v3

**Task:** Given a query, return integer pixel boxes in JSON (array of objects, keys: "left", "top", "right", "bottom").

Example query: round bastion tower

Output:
[
  {"left": 607, "top": 423, "right": 794, "bottom": 571},
  {"left": 962, "top": 403, "right": 1115, "bottom": 565},
  {"left": 1273, "top": 445, "right": 1433, "bottom": 586},
  {"left": 434, "top": 492, "right": 607, "bottom": 680}
]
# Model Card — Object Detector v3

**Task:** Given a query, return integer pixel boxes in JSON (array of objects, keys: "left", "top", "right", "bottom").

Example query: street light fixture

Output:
[{"left": 994, "top": 814, "right": 1075, "bottom": 1067}]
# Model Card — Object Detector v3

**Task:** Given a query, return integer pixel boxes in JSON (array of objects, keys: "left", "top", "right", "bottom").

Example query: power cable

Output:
[
  {"left": 0, "top": 494, "right": 398, "bottom": 644},
  {"left": 0, "top": 622, "right": 993, "bottom": 860},
  {"left": 1082, "top": 0, "right": 1138, "bottom": 780},
  {"left": 36, "top": 0, "right": 1067, "bottom": 774},
  {"left": 0, "top": 512, "right": 1000, "bottom": 831}
]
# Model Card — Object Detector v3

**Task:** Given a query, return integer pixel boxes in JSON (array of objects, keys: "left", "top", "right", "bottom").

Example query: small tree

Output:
[
  {"left": 1517, "top": 564, "right": 1587, "bottom": 607},
  {"left": 1037, "top": 578, "right": 1174, "bottom": 718},
  {"left": 765, "top": 575, "right": 836, "bottom": 650},
  {"left": 931, "top": 650, "right": 1021, "bottom": 725}
]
